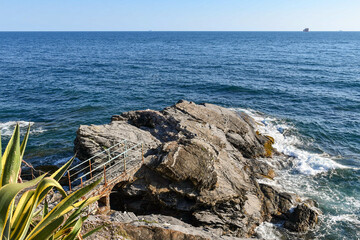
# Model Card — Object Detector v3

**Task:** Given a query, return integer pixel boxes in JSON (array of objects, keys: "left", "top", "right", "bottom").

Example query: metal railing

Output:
[{"left": 66, "top": 139, "right": 144, "bottom": 192}]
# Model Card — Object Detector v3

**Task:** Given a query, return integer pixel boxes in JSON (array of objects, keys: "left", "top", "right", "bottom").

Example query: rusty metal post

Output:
[
  {"left": 81, "top": 177, "right": 83, "bottom": 188},
  {"left": 142, "top": 143, "right": 144, "bottom": 163},
  {"left": 89, "top": 159, "right": 92, "bottom": 179},
  {"left": 104, "top": 165, "right": 107, "bottom": 187},
  {"left": 67, "top": 171, "right": 72, "bottom": 192}
]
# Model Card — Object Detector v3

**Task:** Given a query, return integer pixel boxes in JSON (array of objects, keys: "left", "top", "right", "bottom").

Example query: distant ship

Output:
[{"left": 303, "top": 28, "right": 310, "bottom": 32}]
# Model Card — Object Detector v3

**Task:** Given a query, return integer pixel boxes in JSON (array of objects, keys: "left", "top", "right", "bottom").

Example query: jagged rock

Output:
[
  {"left": 284, "top": 202, "right": 320, "bottom": 232},
  {"left": 155, "top": 139, "right": 218, "bottom": 191},
  {"left": 75, "top": 100, "right": 319, "bottom": 238},
  {"left": 260, "top": 184, "right": 300, "bottom": 219},
  {"left": 111, "top": 211, "right": 138, "bottom": 223},
  {"left": 74, "top": 121, "right": 161, "bottom": 166}
]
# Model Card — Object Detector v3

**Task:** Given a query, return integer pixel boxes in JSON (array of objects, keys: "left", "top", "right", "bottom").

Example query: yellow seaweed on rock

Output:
[{"left": 264, "top": 135, "right": 275, "bottom": 158}]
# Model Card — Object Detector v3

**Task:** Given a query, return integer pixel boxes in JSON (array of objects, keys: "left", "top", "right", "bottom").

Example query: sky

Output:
[{"left": 0, "top": 0, "right": 360, "bottom": 31}]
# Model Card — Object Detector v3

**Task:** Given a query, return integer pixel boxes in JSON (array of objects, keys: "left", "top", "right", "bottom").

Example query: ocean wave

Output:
[
  {"left": 53, "top": 156, "right": 74, "bottom": 166},
  {"left": 329, "top": 214, "right": 360, "bottom": 226},
  {"left": 0, "top": 121, "right": 45, "bottom": 137},
  {"left": 233, "top": 108, "right": 346, "bottom": 175},
  {"left": 255, "top": 222, "right": 284, "bottom": 240}
]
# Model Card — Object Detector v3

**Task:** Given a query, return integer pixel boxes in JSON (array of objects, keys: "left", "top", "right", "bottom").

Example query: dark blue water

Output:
[{"left": 0, "top": 32, "right": 359, "bottom": 239}]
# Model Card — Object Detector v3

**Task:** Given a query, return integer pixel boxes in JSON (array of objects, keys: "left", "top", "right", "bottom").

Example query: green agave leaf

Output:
[
  {"left": 4, "top": 211, "right": 12, "bottom": 240},
  {"left": 83, "top": 225, "right": 103, "bottom": 239},
  {"left": 11, "top": 189, "right": 35, "bottom": 227},
  {"left": 43, "top": 198, "right": 48, "bottom": 219},
  {"left": 11, "top": 177, "right": 66, "bottom": 240},
  {"left": 32, "top": 209, "right": 42, "bottom": 220},
  {"left": 27, "top": 178, "right": 101, "bottom": 239},
  {"left": 1, "top": 124, "right": 21, "bottom": 186},
  {"left": 0, "top": 129, "right": 2, "bottom": 171},
  {"left": 53, "top": 226, "right": 72, "bottom": 240},
  {"left": 61, "top": 199, "right": 89, "bottom": 230},
  {"left": 0, "top": 175, "right": 44, "bottom": 239},
  {"left": 25, "top": 216, "right": 64, "bottom": 240},
  {"left": 55, "top": 216, "right": 87, "bottom": 240},
  {"left": 63, "top": 195, "right": 100, "bottom": 230},
  {"left": 20, "top": 124, "right": 30, "bottom": 159},
  {"left": 64, "top": 215, "right": 88, "bottom": 235},
  {"left": 32, "top": 156, "right": 75, "bottom": 210},
  {"left": 0, "top": 124, "right": 102, "bottom": 240},
  {"left": 28, "top": 155, "right": 75, "bottom": 211},
  {"left": 50, "top": 155, "right": 75, "bottom": 182},
  {"left": 62, "top": 216, "right": 84, "bottom": 240},
  {"left": 54, "top": 196, "right": 99, "bottom": 240},
  {"left": 33, "top": 155, "right": 75, "bottom": 208},
  {"left": 1, "top": 124, "right": 17, "bottom": 176}
]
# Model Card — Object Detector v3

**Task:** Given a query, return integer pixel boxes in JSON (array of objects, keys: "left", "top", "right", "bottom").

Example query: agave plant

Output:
[{"left": 0, "top": 124, "right": 102, "bottom": 240}]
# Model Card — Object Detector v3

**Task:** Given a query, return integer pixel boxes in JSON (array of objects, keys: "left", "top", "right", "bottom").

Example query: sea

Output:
[{"left": 0, "top": 32, "right": 359, "bottom": 239}]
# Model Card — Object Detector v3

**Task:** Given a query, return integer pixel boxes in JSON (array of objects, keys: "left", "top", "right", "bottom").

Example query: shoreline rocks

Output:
[
  {"left": 82, "top": 212, "right": 249, "bottom": 240},
  {"left": 75, "top": 100, "right": 319, "bottom": 238}
]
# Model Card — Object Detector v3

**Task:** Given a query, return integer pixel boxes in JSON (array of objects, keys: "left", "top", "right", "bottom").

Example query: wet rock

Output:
[
  {"left": 260, "top": 184, "right": 299, "bottom": 219},
  {"left": 284, "top": 203, "right": 320, "bottom": 232}
]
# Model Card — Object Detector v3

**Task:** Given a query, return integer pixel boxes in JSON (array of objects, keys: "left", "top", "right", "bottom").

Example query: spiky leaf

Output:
[
  {"left": 83, "top": 225, "right": 103, "bottom": 239},
  {"left": 10, "top": 177, "right": 66, "bottom": 240},
  {"left": 27, "top": 178, "right": 101, "bottom": 239},
  {"left": 20, "top": 124, "right": 30, "bottom": 159},
  {"left": 1, "top": 124, "right": 21, "bottom": 186},
  {"left": 0, "top": 175, "right": 43, "bottom": 239},
  {"left": 62, "top": 216, "right": 84, "bottom": 240},
  {"left": 26, "top": 216, "right": 64, "bottom": 240}
]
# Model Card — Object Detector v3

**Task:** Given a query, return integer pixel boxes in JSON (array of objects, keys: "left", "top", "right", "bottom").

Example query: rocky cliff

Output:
[{"left": 75, "top": 100, "right": 319, "bottom": 238}]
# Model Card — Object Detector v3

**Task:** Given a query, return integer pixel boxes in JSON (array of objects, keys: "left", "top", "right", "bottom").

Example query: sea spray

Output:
[
  {"left": 0, "top": 121, "right": 45, "bottom": 137},
  {"left": 233, "top": 108, "right": 360, "bottom": 239},
  {"left": 234, "top": 108, "right": 345, "bottom": 175}
]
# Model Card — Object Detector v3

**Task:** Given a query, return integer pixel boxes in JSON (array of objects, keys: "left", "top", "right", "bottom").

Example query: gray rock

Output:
[
  {"left": 111, "top": 211, "right": 139, "bottom": 223},
  {"left": 84, "top": 213, "right": 252, "bottom": 240},
  {"left": 75, "top": 100, "right": 319, "bottom": 238}
]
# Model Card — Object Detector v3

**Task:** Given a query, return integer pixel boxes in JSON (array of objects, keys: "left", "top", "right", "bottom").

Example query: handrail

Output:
[
  {"left": 71, "top": 142, "right": 142, "bottom": 184},
  {"left": 89, "top": 156, "right": 138, "bottom": 184},
  {"left": 68, "top": 139, "right": 127, "bottom": 172},
  {"left": 69, "top": 143, "right": 125, "bottom": 178}
]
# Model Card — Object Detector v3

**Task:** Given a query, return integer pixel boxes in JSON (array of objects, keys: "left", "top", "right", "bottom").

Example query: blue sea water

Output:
[{"left": 0, "top": 32, "right": 359, "bottom": 239}]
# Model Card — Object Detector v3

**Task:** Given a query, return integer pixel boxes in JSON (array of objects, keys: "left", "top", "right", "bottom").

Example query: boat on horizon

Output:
[{"left": 303, "top": 28, "right": 309, "bottom": 32}]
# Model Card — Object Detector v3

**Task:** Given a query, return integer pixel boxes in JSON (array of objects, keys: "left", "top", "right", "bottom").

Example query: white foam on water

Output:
[
  {"left": 53, "top": 157, "right": 73, "bottom": 166},
  {"left": 233, "top": 108, "right": 346, "bottom": 175},
  {"left": 0, "top": 121, "right": 45, "bottom": 137},
  {"left": 328, "top": 214, "right": 360, "bottom": 227},
  {"left": 256, "top": 177, "right": 282, "bottom": 188},
  {"left": 255, "top": 222, "right": 284, "bottom": 240},
  {"left": 232, "top": 108, "right": 359, "bottom": 239}
]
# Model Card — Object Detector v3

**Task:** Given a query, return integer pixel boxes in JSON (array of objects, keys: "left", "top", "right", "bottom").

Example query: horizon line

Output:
[{"left": 0, "top": 30, "right": 358, "bottom": 32}]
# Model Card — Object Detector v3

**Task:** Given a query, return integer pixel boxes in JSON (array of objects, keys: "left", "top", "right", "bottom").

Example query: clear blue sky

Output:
[{"left": 0, "top": 0, "right": 359, "bottom": 31}]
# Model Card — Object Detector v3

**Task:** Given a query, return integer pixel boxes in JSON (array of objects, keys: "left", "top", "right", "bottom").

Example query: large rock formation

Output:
[{"left": 75, "top": 100, "right": 319, "bottom": 238}]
